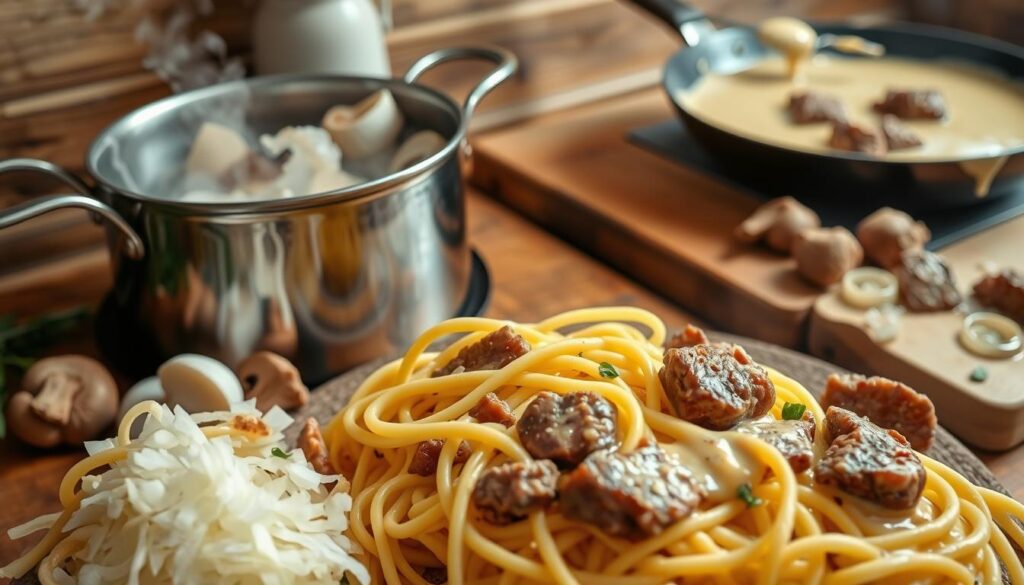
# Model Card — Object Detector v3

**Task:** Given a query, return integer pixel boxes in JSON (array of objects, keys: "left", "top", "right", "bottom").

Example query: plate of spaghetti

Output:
[
  {"left": 4, "top": 307, "right": 1024, "bottom": 584},
  {"left": 318, "top": 307, "right": 1024, "bottom": 584}
]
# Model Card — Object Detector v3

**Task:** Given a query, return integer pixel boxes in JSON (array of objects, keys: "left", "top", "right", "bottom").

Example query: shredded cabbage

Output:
[{"left": 43, "top": 403, "right": 369, "bottom": 585}]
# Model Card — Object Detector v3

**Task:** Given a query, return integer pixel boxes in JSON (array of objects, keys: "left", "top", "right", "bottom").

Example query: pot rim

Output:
[{"left": 85, "top": 73, "right": 466, "bottom": 216}]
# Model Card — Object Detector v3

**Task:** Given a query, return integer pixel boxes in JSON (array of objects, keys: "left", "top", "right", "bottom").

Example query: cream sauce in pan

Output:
[{"left": 677, "top": 55, "right": 1024, "bottom": 193}]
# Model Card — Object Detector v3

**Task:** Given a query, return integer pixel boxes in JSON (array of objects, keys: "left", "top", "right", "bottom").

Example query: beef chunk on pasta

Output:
[
  {"left": 896, "top": 250, "right": 962, "bottom": 312},
  {"left": 408, "top": 439, "right": 471, "bottom": 476},
  {"left": 473, "top": 459, "right": 559, "bottom": 525},
  {"left": 560, "top": 447, "right": 704, "bottom": 541},
  {"left": 433, "top": 325, "right": 530, "bottom": 377},
  {"left": 815, "top": 407, "right": 925, "bottom": 509},
  {"left": 516, "top": 392, "right": 617, "bottom": 468},
  {"left": 821, "top": 374, "right": 936, "bottom": 451},
  {"left": 665, "top": 324, "right": 711, "bottom": 350},
  {"left": 470, "top": 392, "right": 515, "bottom": 427},
  {"left": 788, "top": 91, "right": 846, "bottom": 124},
  {"left": 974, "top": 269, "right": 1024, "bottom": 323},
  {"left": 828, "top": 121, "right": 886, "bottom": 156},
  {"left": 659, "top": 344, "right": 775, "bottom": 430},
  {"left": 880, "top": 115, "right": 923, "bottom": 151},
  {"left": 873, "top": 89, "right": 946, "bottom": 120},
  {"left": 735, "top": 413, "right": 816, "bottom": 473}
]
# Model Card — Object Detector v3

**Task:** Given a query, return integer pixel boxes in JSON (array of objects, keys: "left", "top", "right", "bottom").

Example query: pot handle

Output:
[
  {"left": 0, "top": 158, "right": 145, "bottom": 259},
  {"left": 625, "top": 0, "right": 716, "bottom": 46},
  {"left": 403, "top": 47, "right": 519, "bottom": 122}
]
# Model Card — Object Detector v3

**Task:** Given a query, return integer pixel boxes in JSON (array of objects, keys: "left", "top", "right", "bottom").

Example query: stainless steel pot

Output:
[{"left": 0, "top": 47, "right": 517, "bottom": 382}]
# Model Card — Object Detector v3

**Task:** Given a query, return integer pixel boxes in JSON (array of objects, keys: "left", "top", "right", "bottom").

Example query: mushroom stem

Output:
[{"left": 29, "top": 372, "right": 83, "bottom": 426}]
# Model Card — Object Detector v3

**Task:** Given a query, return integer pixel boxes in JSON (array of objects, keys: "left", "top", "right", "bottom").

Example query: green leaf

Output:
[
  {"left": 0, "top": 355, "right": 35, "bottom": 370},
  {"left": 271, "top": 447, "right": 290, "bottom": 459},
  {"left": 737, "top": 483, "right": 762, "bottom": 508},
  {"left": 780, "top": 402, "right": 807, "bottom": 421},
  {"left": 598, "top": 362, "right": 619, "bottom": 379}
]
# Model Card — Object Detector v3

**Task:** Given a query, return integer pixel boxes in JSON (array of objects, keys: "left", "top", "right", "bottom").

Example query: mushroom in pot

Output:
[
  {"left": 7, "top": 355, "right": 119, "bottom": 448},
  {"left": 236, "top": 351, "right": 309, "bottom": 412}
]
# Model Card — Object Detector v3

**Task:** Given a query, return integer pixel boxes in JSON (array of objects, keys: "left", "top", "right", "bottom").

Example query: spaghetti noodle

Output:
[{"left": 324, "top": 307, "right": 1024, "bottom": 585}]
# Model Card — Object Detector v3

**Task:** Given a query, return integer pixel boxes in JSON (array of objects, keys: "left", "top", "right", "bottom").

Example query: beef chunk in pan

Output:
[
  {"left": 788, "top": 91, "right": 847, "bottom": 124},
  {"left": 828, "top": 121, "right": 886, "bottom": 156},
  {"left": 735, "top": 412, "right": 816, "bottom": 473},
  {"left": 814, "top": 407, "right": 925, "bottom": 509},
  {"left": 470, "top": 392, "right": 515, "bottom": 427},
  {"left": 896, "top": 250, "right": 962, "bottom": 312},
  {"left": 560, "top": 446, "right": 704, "bottom": 541},
  {"left": 880, "top": 115, "right": 923, "bottom": 151},
  {"left": 821, "top": 373, "right": 936, "bottom": 451},
  {"left": 473, "top": 459, "right": 559, "bottom": 524},
  {"left": 873, "top": 89, "right": 946, "bottom": 120},
  {"left": 409, "top": 439, "right": 471, "bottom": 476},
  {"left": 516, "top": 391, "right": 617, "bottom": 468},
  {"left": 433, "top": 325, "right": 530, "bottom": 377},
  {"left": 659, "top": 344, "right": 776, "bottom": 430},
  {"left": 665, "top": 324, "right": 711, "bottom": 350},
  {"left": 974, "top": 269, "right": 1024, "bottom": 323}
]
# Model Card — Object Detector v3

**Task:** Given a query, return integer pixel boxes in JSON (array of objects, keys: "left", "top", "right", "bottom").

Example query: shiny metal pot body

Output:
[{"left": 0, "top": 48, "right": 517, "bottom": 382}]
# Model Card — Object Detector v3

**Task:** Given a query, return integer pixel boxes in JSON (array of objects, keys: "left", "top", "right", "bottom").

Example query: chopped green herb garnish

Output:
[
  {"left": 737, "top": 483, "right": 762, "bottom": 508},
  {"left": 969, "top": 366, "right": 988, "bottom": 383},
  {"left": 598, "top": 362, "right": 619, "bottom": 378},
  {"left": 780, "top": 402, "right": 807, "bottom": 421},
  {"left": 271, "top": 447, "right": 289, "bottom": 459}
]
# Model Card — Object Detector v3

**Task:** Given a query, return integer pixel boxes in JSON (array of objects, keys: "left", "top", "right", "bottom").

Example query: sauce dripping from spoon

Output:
[{"left": 758, "top": 17, "right": 886, "bottom": 81}]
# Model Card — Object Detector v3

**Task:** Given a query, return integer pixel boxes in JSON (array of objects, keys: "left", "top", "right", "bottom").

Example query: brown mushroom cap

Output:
[
  {"left": 735, "top": 196, "right": 821, "bottom": 253},
  {"left": 8, "top": 355, "right": 119, "bottom": 448},
  {"left": 856, "top": 207, "right": 931, "bottom": 269},
  {"left": 236, "top": 351, "right": 309, "bottom": 412},
  {"left": 793, "top": 227, "right": 864, "bottom": 287}
]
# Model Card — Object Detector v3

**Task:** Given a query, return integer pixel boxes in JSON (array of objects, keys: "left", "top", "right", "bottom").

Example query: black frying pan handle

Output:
[{"left": 625, "top": 0, "right": 716, "bottom": 46}]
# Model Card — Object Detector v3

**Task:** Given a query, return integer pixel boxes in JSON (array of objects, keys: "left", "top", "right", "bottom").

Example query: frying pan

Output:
[{"left": 627, "top": 0, "right": 1024, "bottom": 209}]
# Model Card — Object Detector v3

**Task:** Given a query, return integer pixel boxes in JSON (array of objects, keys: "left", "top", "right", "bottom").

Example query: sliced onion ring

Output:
[
  {"left": 841, "top": 267, "right": 898, "bottom": 309},
  {"left": 959, "top": 312, "right": 1023, "bottom": 359}
]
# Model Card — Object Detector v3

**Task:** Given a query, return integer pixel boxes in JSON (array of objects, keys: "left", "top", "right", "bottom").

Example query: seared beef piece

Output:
[
  {"left": 659, "top": 344, "right": 776, "bottom": 430},
  {"left": 821, "top": 373, "right": 936, "bottom": 451},
  {"left": 873, "top": 89, "right": 947, "bottom": 120},
  {"left": 421, "top": 567, "right": 447, "bottom": 585},
  {"left": 298, "top": 418, "right": 336, "bottom": 475},
  {"left": 788, "top": 92, "right": 847, "bottom": 124},
  {"left": 665, "top": 324, "right": 711, "bottom": 350},
  {"left": 736, "top": 412, "right": 816, "bottom": 473},
  {"left": 974, "top": 269, "right": 1024, "bottom": 323},
  {"left": 828, "top": 121, "right": 886, "bottom": 156},
  {"left": 433, "top": 325, "right": 530, "bottom": 377},
  {"left": 408, "top": 439, "right": 472, "bottom": 476},
  {"left": 470, "top": 392, "right": 515, "bottom": 427},
  {"left": 895, "top": 250, "right": 962, "bottom": 312},
  {"left": 516, "top": 392, "right": 617, "bottom": 468},
  {"left": 560, "top": 446, "right": 704, "bottom": 541},
  {"left": 880, "top": 115, "right": 923, "bottom": 151},
  {"left": 814, "top": 407, "right": 925, "bottom": 509},
  {"left": 473, "top": 459, "right": 559, "bottom": 524}
]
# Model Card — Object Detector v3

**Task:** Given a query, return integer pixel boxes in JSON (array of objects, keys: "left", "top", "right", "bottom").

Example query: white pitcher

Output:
[{"left": 253, "top": 0, "right": 391, "bottom": 77}]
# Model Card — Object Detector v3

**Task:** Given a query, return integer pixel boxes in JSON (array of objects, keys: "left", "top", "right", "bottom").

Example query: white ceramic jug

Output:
[{"left": 253, "top": 0, "right": 391, "bottom": 77}]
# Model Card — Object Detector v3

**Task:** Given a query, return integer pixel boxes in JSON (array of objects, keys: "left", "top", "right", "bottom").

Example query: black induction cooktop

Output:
[{"left": 629, "top": 120, "right": 1024, "bottom": 250}]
